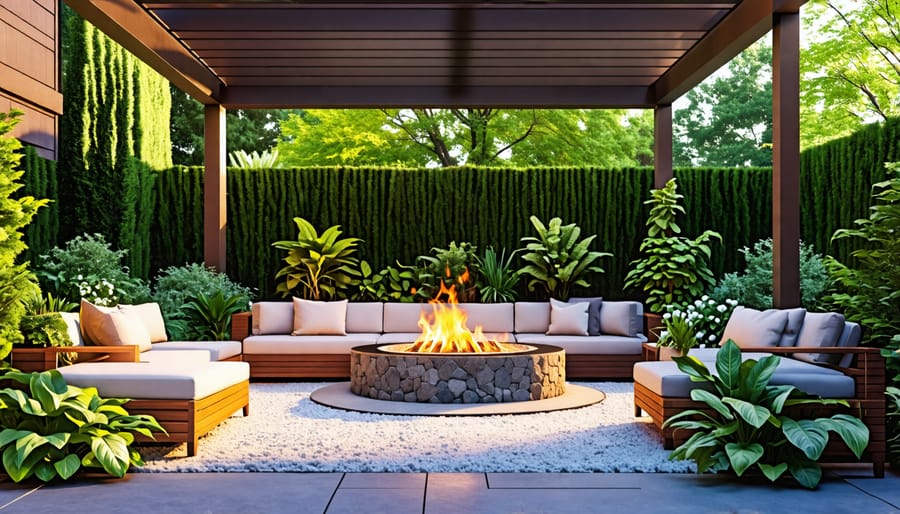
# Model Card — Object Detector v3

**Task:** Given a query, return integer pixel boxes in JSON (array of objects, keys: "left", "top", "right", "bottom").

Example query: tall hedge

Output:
[
  {"left": 18, "top": 146, "right": 58, "bottom": 263},
  {"left": 57, "top": 6, "right": 171, "bottom": 279}
]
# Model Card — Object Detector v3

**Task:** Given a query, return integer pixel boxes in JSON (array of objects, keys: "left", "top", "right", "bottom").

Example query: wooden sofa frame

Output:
[
  {"left": 633, "top": 346, "right": 886, "bottom": 477},
  {"left": 231, "top": 312, "right": 641, "bottom": 379},
  {"left": 10, "top": 346, "right": 249, "bottom": 457}
]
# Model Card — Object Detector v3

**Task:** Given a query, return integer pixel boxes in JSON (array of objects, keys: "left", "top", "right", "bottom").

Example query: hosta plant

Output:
[
  {"left": 624, "top": 178, "right": 721, "bottom": 313},
  {"left": 272, "top": 217, "right": 362, "bottom": 300},
  {"left": 665, "top": 340, "right": 869, "bottom": 489},
  {"left": 0, "top": 370, "right": 165, "bottom": 482},
  {"left": 519, "top": 216, "right": 611, "bottom": 301}
]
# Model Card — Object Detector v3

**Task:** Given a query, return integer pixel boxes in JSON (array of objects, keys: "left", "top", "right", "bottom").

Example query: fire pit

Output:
[
  {"left": 350, "top": 280, "right": 565, "bottom": 404},
  {"left": 350, "top": 343, "right": 565, "bottom": 403}
]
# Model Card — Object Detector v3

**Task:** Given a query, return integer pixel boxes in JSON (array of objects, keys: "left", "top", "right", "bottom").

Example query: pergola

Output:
[{"left": 65, "top": 0, "right": 805, "bottom": 307}]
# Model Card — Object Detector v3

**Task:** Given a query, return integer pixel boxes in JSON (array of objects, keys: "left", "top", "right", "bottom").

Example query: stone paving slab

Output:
[
  {"left": 340, "top": 472, "right": 427, "bottom": 489},
  {"left": 327, "top": 487, "right": 424, "bottom": 514}
]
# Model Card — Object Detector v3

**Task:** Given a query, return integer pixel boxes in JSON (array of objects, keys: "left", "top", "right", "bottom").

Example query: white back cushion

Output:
[
  {"left": 719, "top": 307, "right": 789, "bottom": 348},
  {"left": 514, "top": 302, "right": 551, "bottom": 333},
  {"left": 462, "top": 303, "right": 514, "bottom": 333},
  {"left": 251, "top": 302, "right": 294, "bottom": 335},
  {"left": 346, "top": 302, "right": 384, "bottom": 333},
  {"left": 292, "top": 298, "right": 348, "bottom": 336},
  {"left": 383, "top": 303, "right": 434, "bottom": 333}
]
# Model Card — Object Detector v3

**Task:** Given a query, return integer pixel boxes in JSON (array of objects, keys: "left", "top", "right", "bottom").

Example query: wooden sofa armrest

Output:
[
  {"left": 231, "top": 311, "right": 252, "bottom": 340},
  {"left": 53, "top": 345, "right": 141, "bottom": 364}
]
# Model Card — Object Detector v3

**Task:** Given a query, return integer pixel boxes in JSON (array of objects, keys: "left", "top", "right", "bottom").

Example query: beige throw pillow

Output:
[
  {"left": 118, "top": 303, "right": 168, "bottom": 342},
  {"left": 546, "top": 299, "right": 589, "bottom": 336},
  {"left": 80, "top": 299, "right": 152, "bottom": 352},
  {"left": 292, "top": 298, "right": 348, "bottom": 336}
]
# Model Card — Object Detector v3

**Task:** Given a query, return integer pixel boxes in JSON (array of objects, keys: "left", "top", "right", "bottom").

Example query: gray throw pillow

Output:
[
  {"left": 793, "top": 312, "right": 845, "bottom": 364},
  {"left": 719, "top": 306, "right": 789, "bottom": 348},
  {"left": 569, "top": 296, "right": 602, "bottom": 335},
  {"left": 599, "top": 301, "right": 638, "bottom": 337},
  {"left": 777, "top": 308, "right": 807, "bottom": 347}
]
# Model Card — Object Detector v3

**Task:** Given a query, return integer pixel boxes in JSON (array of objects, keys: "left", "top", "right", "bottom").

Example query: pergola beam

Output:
[
  {"left": 203, "top": 104, "right": 227, "bottom": 272},
  {"left": 65, "top": 0, "right": 223, "bottom": 104},
  {"left": 772, "top": 11, "right": 801, "bottom": 308},
  {"left": 654, "top": 104, "right": 674, "bottom": 188}
]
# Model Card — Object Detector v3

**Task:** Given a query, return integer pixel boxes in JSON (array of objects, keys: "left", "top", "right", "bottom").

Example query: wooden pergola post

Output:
[
  {"left": 204, "top": 104, "right": 227, "bottom": 272},
  {"left": 772, "top": 11, "right": 801, "bottom": 308},
  {"left": 654, "top": 103, "right": 674, "bottom": 189}
]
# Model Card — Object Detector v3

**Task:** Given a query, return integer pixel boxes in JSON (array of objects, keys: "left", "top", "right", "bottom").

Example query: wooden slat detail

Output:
[
  {"left": 178, "top": 30, "right": 707, "bottom": 41},
  {"left": 195, "top": 49, "right": 689, "bottom": 59},
  {"left": 215, "top": 66, "right": 669, "bottom": 77},
  {"left": 202, "top": 57, "right": 680, "bottom": 68},
  {"left": 0, "top": 8, "right": 54, "bottom": 50},
  {"left": 221, "top": 76, "right": 658, "bottom": 88},
  {"left": 186, "top": 38, "right": 698, "bottom": 52},
  {"left": 1, "top": 0, "right": 55, "bottom": 39}
]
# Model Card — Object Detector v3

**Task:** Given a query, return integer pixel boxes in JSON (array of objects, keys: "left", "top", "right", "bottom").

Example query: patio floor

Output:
[{"left": 1, "top": 467, "right": 897, "bottom": 513}]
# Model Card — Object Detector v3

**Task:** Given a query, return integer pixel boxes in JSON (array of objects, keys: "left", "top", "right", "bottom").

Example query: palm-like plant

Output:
[
  {"left": 519, "top": 216, "right": 611, "bottom": 301},
  {"left": 272, "top": 217, "right": 362, "bottom": 300},
  {"left": 475, "top": 247, "right": 520, "bottom": 303},
  {"left": 180, "top": 291, "right": 246, "bottom": 341}
]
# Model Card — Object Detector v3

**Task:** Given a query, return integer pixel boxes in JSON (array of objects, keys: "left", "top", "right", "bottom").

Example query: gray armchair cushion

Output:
[
  {"left": 777, "top": 308, "right": 807, "bottom": 347},
  {"left": 719, "top": 307, "right": 789, "bottom": 348},
  {"left": 599, "top": 301, "right": 639, "bottom": 337}
]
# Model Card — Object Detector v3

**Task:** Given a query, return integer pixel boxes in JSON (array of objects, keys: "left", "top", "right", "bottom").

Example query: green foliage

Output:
[
  {"left": 0, "top": 369, "right": 166, "bottom": 482},
  {"left": 353, "top": 261, "right": 418, "bottom": 302},
  {"left": 416, "top": 242, "right": 478, "bottom": 301},
  {"left": 228, "top": 149, "right": 280, "bottom": 169},
  {"left": 656, "top": 310, "right": 699, "bottom": 355},
  {"left": 151, "top": 263, "right": 253, "bottom": 340},
  {"left": 474, "top": 247, "right": 521, "bottom": 304},
  {"left": 173, "top": 291, "right": 246, "bottom": 341},
  {"left": 18, "top": 146, "right": 58, "bottom": 263},
  {"left": 0, "top": 110, "right": 48, "bottom": 361},
  {"left": 671, "top": 296, "right": 739, "bottom": 348},
  {"left": 519, "top": 216, "right": 611, "bottom": 301},
  {"left": 824, "top": 164, "right": 900, "bottom": 376},
  {"left": 887, "top": 384, "right": 900, "bottom": 469},
  {"left": 674, "top": 40, "right": 772, "bottom": 167},
  {"left": 278, "top": 109, "right": 654, "bottom": 168},
  {"left": 800, "top": 0, "right": 900, "bottom": 149},
  {"left": 665, "top": 341, "right": 870, "bottom": 489},
  {"left": 18, "top": 313, "right": 72, "bottom": 349},
  {"left": 625, "top": 178, "right": 722, "bottom": 313},
  {"left": 273, "top": 217, "right": 362, "bottom": 300},
  {"left": 58, "top": 6, "right": 170, "bottom": 279},
  {"left": 711, "top": 238, "right": 831, "bottom": 310},
  {"left": 35, "top": 233, "right": 150, "bottom": 305}
]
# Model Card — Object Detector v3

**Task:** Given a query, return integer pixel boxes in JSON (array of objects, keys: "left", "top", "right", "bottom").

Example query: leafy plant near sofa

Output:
[
  {"left": 656, "top": 310, "right": 699, "bottom": 356},
  {"left": 353, "top": 261, "right": 418, "bottom": 302},
  {"left": 416, "top": 242, "right": 478, "bottom": 302},
  {"left": 175, "top": 291, "right": 246, "bottom": 341},
  {"left": 665, "top": 340, "right": 869, "bottom": 489},
  {"left": 0, "top": 109, "right": 48, "bottom": 362},
  {"left": 711, "top": 238, "right": 830, "bottom": 310},
  {"left": 823, "top": 164, "right": 900, "bottom": 375},
  {"left": 152, "top": 263, "right": 253, "bottom": 340},
  {"left": 0, "top": 369, "right": 166, "bottom": 482},
  {"left": 886, "top": 382, "right": 900, "bottom": 469},
  {"left": 624, "top": 178, "right": 721, "bottom": 313},
  {"left": 519, "top": 216, "right": 610, "bottom": 301},
  {"left": 272, "top": 217, "right": 362, "bottom": 300},
  {"left": 475, "top": 247, "right": 520, "bottom": 303}
]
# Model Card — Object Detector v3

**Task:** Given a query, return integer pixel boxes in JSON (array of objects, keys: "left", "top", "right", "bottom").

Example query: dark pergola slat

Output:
[{"left": 62, "top": 0, "right": 805, "bottom": 307}]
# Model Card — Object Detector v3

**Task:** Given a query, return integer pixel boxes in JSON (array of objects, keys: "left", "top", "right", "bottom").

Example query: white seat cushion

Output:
[
  {"left": 140, "top": 349, "right": 211, "bottom": 366},
  {"left": 150, "top": 341, "right": 242, "bottom": 361},
  {"left": 375, "top": 332, "right": 513, "bottom": 345},
  {"left": 59, "top": 361, "right": 250, "bottom": 400},
  {"left": 243, "top": 334, "right": 381, "bottom": 354}
]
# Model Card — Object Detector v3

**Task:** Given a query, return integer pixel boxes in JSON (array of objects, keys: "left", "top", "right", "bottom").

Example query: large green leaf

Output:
[
  {"left": 691, "top": 389, "right": 734, "bottom": 420},
  {"left": 715, "top": 340, "right": 743, "bottom": 393},
  {"left": 781, "top": 418, "right": 829, "bottom": 460},
  {"left": 725, "top": 442, "right": 764, "bottom": 476},
  {"left": 788, "top": 459, "right": 823, "bottom": 489},
  {"left": 0, "top": 429, "right": 33, "bottom": 448},
  {"left": 91, "top": 433, "right": 131, "bottom": 478},
  {"left": 722, "top": 397, "right": 772, "bottom": 429},
  {"left": 54, "top": 453, "right": 82, "bottom": 480},
  {"left": 758, "top": 462, "right": 788, "bottom": 482},
  {"left": 817, "top": 414, "right": 869, "bottom": 458}
]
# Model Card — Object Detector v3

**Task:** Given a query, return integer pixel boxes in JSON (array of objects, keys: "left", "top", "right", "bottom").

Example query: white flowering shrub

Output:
[
  {"left": 665, "top": 295, "right": 738, "bottom": 347},
  {"left": 76, "top": 276, "right": 118, "bottom": 307}
]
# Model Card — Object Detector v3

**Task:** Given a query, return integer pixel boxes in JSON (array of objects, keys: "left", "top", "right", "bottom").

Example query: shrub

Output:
[
  {"left": 152, "top": 263, "right": 252, "bottom": 340},
  {"left": 416, "top": 241, "right": 478, "bottom": 302},
  {"left": 35, "top": 233, "right": 150, "bottom": 305},
  {"left": 475, "top": 247, "right": 520, "bottom": 303},
  {"left": 711, "top": 238, "right": 830, "bottom": 310},
  {"left": 353, "top": 261, "right": 418, "bottom": 302}
]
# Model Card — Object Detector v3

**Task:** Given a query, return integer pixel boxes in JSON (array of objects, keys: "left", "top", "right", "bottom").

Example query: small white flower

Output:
[
  {"left": 701, "top": 295, "right": 709, "bottom": 301},
  {"left": 659, "top": 330, "right": 669, "bottom": 339},
  {"left": 708, "top": 299, "right": 716, "bottom": 305},
  {"left": 663, "top": 313, "right": 671, "bottom": 319},
  {"left": 717, "top": 304, "right": 727, "bottom": 313},
  {"left": 694, "top": 300, "right": 702, "bottom": 307},
  {"left": 697, "top": 331, "right": 705, "bottom": 338},
  {"left": 715, "top": 317, "right": 721, "bottom": 323},
  {"left": 708, "top": 334, "right": 716, "bottom": 341}
]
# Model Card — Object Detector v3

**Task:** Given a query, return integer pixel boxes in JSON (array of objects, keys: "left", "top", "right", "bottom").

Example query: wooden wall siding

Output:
[{"left": 0, "top": 0, "right": 60, "bottom": 160}]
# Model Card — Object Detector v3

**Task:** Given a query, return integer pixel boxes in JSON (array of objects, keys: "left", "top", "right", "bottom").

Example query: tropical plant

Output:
[
  {"left": 712, "top": 238, "right": 830, "bottom": 310},
  {"left": 272, "top": 217, "right": 363, "bottom": 300},
  {"left": 23, "top": 290, "right": 79, "bottom": 315},
  {"left": 352, "top": 261, "right": 418, "bottom": 302},
  {"left": 151, "top": 263, "right": 253, "bottom": 340},
  {"left": 174, "top": 291, "right": 245, "bottom": 341},
  {"left": 824, "top": 164, "right": 900, "bottom": 378},
  {"left": 887, "top": 382, "right": 900, "bottom": 469},
  {"left": 624, "top": 178, "right": 721, "bottom": 313},
  {"left": 18, "top": 313, "right": 72, "bottom": 349},
  {"left": 0, "top": 369, "right": 166, "bottom": 482},
  {"left": 416, "top": 242, "right": 478, "bottom": 301},
  {"left": 656, "top": 310, "right": 699, "bottom": 355},
  {"left": 0, "top": 109, "right": 48, "bottom": 362},
  {"left": 519, "top": 216, "right": 611, "bottom": 301},
  {"left": 228, "top": 148, "right": 280, "bottom": 169},
  {"left": 474, "top": 247, "right": 520, "bottom": 303},
  {"left": 665, "top": 340, "right": 870, "bottom": 489},
  {"left": 35, "top": 233, "right": 150, "bottom": 305}
]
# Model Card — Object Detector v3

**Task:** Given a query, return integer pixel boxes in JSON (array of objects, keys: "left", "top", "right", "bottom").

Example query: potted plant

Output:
[
  {"left": 624, "top": 178, "right": 721, "bottom": 339},
  {"left": 519, "top": 215, "right": 611, "bottom": 301},
  {"left": 655, "top": 309, "right": 699, "bottom": 360}
]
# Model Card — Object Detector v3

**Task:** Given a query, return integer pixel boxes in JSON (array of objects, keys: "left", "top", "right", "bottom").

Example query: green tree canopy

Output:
[
  {"left": 674, "top": 41, "right": 773, "bottom": 167},
  {"left": 277, "top": 108, "right": 653, "bottom": 168},
  {"left": 800, "top": 0, "right": 900, "bottom": 149}
]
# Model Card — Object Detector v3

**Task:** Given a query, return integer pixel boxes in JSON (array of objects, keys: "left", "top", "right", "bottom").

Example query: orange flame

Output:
[{"left": 405, "top": 280, "right": 510, "bottom": 353}]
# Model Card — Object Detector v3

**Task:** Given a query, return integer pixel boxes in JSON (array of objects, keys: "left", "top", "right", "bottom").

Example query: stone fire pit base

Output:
[{"left": 350, "top": 344, "right": 565, "bottom": 403}]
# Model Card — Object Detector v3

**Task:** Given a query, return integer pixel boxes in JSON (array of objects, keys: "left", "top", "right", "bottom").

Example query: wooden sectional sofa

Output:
[{"left": 232, "top": 300, "right": 648, "bottom": 379}]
